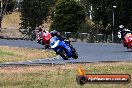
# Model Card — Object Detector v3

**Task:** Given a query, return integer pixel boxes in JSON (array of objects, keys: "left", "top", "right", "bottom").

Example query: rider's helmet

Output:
[
  {"left": 38, "top": 25, "right": 43, "bottom": 31},
  {"left": 119, "top": 25, "right": 125, "bottom": 31},
  {"left": 50, "top": 30, "right": 58, "bottom": 37},
  {"left": 119, "top": 25, "right": 124, "bottom": 29},
  {"left": 119, "top": 25, "right": 130, "bottom": 32}
]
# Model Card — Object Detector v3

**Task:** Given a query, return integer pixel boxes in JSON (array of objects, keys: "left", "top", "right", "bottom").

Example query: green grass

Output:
[
  {"left": 0, "top": 46, "right": 56, "bottom": 63},
  {"left": 0, "top": 62, "right": 131, "bottom": 88},
  {"left": 0, "top": 51, "right": 15, "bottom": 56}
]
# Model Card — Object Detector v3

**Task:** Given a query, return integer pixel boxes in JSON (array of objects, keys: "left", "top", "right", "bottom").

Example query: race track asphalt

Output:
[{"left": 0, "top": 39, "right": 132, "bottom": 65}]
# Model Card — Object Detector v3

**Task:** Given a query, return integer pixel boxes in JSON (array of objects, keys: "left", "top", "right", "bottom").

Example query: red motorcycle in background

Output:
[
  {"left": 118, "top": 27, "right": 132, "bottom": 49},
  {"left": 35, "top": 30, "right": 51, "bottom": 49},
  {"left": 123, "top": 33, "right": 132, "bottom": 49},
  {"left": 42, "top": 31, "right": 51, "bottom": 49}
]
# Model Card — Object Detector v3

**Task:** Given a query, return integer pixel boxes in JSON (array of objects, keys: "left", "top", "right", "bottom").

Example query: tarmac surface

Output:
[{"left": 0, "top": 39, "right": 132, "bottom": 65}]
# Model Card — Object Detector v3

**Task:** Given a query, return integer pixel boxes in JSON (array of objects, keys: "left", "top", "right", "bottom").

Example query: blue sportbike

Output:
[{"left": 50, "top": 36, "right": 78, "bottom": 60}]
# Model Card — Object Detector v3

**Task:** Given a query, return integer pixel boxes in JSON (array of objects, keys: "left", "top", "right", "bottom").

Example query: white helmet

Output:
[{"left": 119, "top": 25, "right": 124, "bottom": 29}]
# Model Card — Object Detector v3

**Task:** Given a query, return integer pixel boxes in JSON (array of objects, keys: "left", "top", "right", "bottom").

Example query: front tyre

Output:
[
  {"left": 58, "top": 50, "right": 68, "bottom": 60},
  {"left": 45, "top": 44, "right": 50, "bottom": 49},
  {"left": 37, "top": 40, "right": 42, "bottom": 44}
]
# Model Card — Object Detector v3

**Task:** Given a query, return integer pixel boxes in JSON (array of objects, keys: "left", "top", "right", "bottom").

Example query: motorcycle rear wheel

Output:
[
  {"left": 71, "top": 48, "right": 78, "bottom": 59},
  {"left": 72, "top": 54, "right": 78, "bottom": 59}
]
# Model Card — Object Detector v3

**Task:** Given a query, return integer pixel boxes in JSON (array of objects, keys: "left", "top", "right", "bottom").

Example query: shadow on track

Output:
[{"left": 123, "top": 50, "right": 132, "bottom": 52}]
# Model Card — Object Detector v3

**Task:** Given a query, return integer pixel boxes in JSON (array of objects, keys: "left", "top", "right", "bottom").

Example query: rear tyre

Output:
[
  {"left": 72, "top": 54, "right": 78, "bottom": 59},
  {"left": 71, "top": 48, "right": 78, "bottom": 59}
]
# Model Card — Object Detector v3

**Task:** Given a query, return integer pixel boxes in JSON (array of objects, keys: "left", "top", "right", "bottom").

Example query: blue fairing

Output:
[{"left": 50, "top": 36, "right": 72, "bottom": 57}]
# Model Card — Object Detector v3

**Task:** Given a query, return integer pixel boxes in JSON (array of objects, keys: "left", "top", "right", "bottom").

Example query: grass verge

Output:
[
  {"left": 0, "top": 62, "right": 131, "bottom": 88},
  {"left": 0, "top": 46, "right": 56, "bottom": 63}
]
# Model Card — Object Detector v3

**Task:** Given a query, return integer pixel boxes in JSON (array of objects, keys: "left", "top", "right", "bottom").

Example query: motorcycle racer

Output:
[
  {"left": 50, "top": 30, "right": 78, "bottom": 59},
  {"left": 118, "top": 25, "right": 132, "bottom": 49},
  {"left": 35, "top": 25, "right": 51, "bottom": 48},
  {"left": 50, "top": 30, "right": 75, "bottom": 50}
]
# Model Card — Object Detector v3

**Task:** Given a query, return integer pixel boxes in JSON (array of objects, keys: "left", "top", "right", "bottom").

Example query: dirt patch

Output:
[
  {"left": 0, "top": 28, "right": 24, "bottom": 38},
  {"left": 0, "top": 11, "right": 52, "bottom": 38},
  {"left": 1, "top": 12, "right": 21, "bottom": 29}
]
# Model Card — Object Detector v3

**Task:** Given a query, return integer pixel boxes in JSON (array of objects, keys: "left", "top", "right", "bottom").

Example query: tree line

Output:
[{"left": 0, "top": 0, "right": 132, "bottom": 38}]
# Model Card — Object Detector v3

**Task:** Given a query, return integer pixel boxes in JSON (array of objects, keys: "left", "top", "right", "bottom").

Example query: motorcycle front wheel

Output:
[
  {"left": 44, "top": 44, "right": 50, "bottom": 49},
  {"left": 58, "top": 49, "right": 68, "bottom": 60}
]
